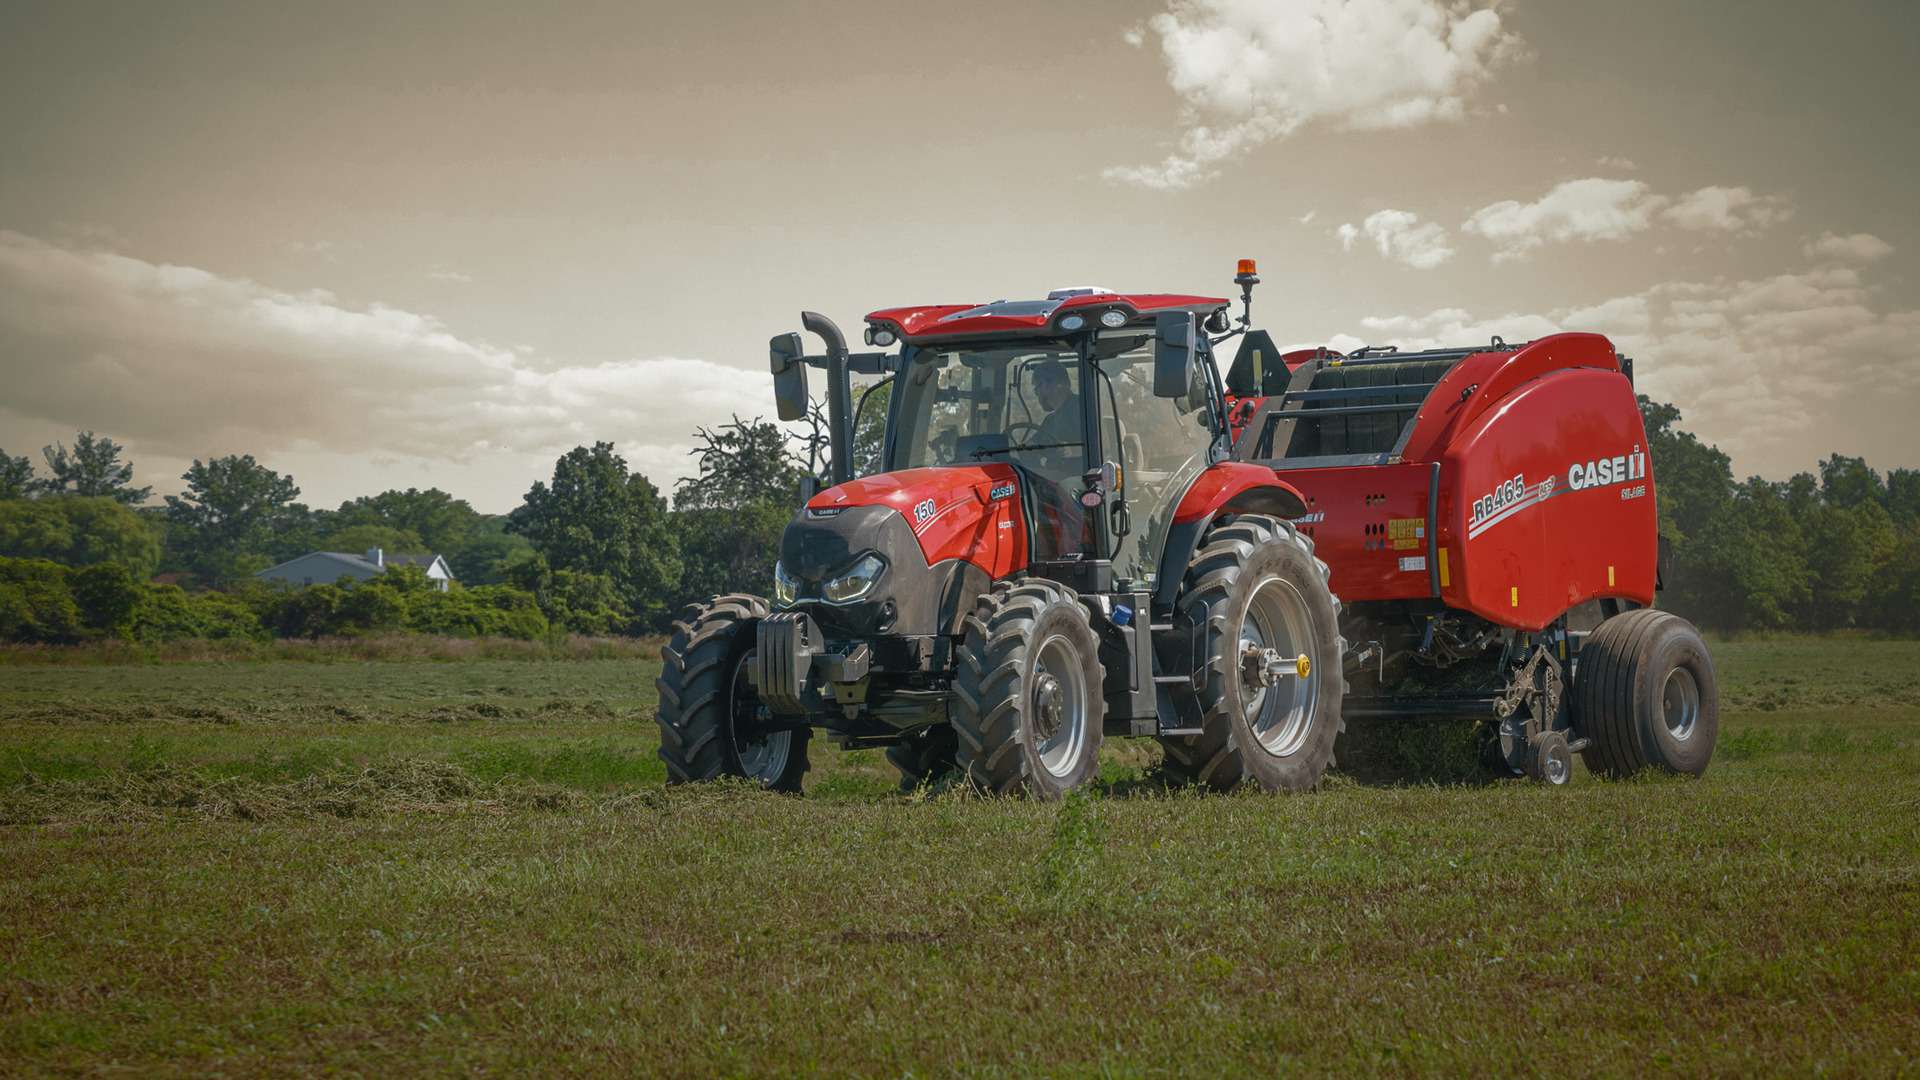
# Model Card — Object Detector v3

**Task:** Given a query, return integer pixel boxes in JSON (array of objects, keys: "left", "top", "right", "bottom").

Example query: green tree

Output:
[
  {"left": 508, "top": 442, "right": 680, "bottom": 629},
  {"left": 451, "top": 516, "right": 536, "bottom": 585},
  {"left": 1817, "top": 455, "right": 1886, "bottom": 511},
  {"left": 1887, "top": 469, "right": 1920, "bottom": 528},
  {"left": 0, "top": 496, "right": 163, "bottom": 578},
  {"left": 68, "top": 562, "right": 145, "bottom": 638},
  {"left": 333, "top": 488, "right": 479, "bottom": 555},
  {"left": 321, "top": 523, "right": 426, "bottom": 557},
  {"left": 0, "top": 557, "right": 84, "bottom": 643},
  {"left": 163, "top": 455, "right": 302, "bottom": 584},
  {"left": 0, "top": 449, "right": 33, "bottom": 500},
  {"left": 672, "top": 418, "right": 808, "bottom": 605},
  {"left": 1798, "top": 500, "right": 1896, "bottom": 630},
  {"left": 35, "top": 432, "right": 151, "bottom": 504},
  {"left": 673, "top": 418, "right": 804, "bottom": 512}
]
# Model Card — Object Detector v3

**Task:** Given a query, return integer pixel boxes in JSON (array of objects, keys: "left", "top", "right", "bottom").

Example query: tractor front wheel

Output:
[
  {"left": 1159, "top": 514, "right": 1345, "bottom": 793},
  {"left": 656, "top": 595, "right": 811, "bottom": 792},
  {"left": 952, "top": 580, "right": 1106, "bottom": 799}
]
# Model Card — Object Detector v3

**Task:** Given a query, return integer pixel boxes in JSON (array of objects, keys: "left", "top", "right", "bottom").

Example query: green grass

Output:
[{"left": 2, "top": 639, "right": 1917, "bottom": 1075}]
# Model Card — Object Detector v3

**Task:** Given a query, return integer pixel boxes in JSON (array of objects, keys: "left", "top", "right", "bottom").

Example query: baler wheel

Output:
[
  {"left": 1525, "top": 730, "right": 1573, "bottom": 785},
  {"left": 656, "top": 594, "right": 811, "bottom": 792},
  {"left": 1158, "top": 514, "right": 1346, "bottom": 793},
  {"left": 952, "top": 579, "right": 1106, "bottom": 799},
  {"left": 887, "top": 724, "right": 959, "bottom": 794},
  {"left": 1573, "top": 608, "right": 1718, "bottom": 779}
]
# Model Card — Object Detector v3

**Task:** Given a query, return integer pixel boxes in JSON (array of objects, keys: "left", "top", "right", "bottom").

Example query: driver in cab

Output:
[{"left": 1030, "top": 360, "right": 1080, "bottom": 450}]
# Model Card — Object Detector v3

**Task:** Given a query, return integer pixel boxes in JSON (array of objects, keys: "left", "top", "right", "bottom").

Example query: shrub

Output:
[
  {"left": 0, "top": 557, "right": 84, "bottom": 643},
  {"left": 406, "top": 584, "right": 548, "bottom": 640},
  {"left": 69, "top": 562, "right": 145, "bottom": 639}
]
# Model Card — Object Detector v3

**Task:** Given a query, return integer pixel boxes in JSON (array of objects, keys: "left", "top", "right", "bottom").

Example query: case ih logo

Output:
[
  {"left": 989, "top": 483, "right": 1016, "bottom": 500},
  {"left": 1567, "top": 449, "right": 1647, "bottom": 491}
]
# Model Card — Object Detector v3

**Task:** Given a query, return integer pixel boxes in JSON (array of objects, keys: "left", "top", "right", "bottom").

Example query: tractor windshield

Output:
[
  {"left": 890, "top": 333, "right": 1219, "bottom": 585},
  {"left": 890, "top": 342, "right": 1091, "bottom": 558}
]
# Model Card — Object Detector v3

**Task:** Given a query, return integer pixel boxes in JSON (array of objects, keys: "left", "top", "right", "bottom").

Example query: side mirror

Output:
[
  {"left": 770, "top": 333, "right": 808, "bottom": 421},
  {"left": 1154, "top": 311, "right": 1195, "bottom": 398}
]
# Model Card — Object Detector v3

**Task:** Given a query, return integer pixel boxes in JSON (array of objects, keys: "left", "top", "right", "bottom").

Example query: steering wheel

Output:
[{"left": 1005, "top": 421, "right": 1043, "bottom": 444}]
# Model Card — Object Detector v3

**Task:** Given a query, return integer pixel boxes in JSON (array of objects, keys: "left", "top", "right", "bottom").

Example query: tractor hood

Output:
[
  {"left": 781, "top": 465, "right": 1025, "bottom": 639},
  {"left": 802, "top": 465, "right": 1026, "bottom": 574}
]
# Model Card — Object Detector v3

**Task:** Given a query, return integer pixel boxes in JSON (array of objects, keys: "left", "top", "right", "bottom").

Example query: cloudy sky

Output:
[{"left": 2, "top": 0, "right": 1914, "bottom": 511}]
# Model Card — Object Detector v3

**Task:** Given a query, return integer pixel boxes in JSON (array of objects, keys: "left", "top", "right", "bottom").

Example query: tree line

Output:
[{"left": 2, "top": 396, "right": 1916, "bottom": 645}]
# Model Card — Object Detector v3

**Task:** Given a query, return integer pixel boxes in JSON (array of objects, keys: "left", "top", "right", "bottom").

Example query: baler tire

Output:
[
  {"left": 1157, "top": 514, "right": 1346, "bottom": 793},
  {"left": 1573, "top": 608, "right": 1717, "bottom": 779},
  {"left": 656, "top": 594, "right": 811, "bottom": 793},
  {"left": 951, "top": 579, "right": 1106, "bottom": 800},
  {"left": 888, "top": 724, "right": 959, "bottom": 794}
]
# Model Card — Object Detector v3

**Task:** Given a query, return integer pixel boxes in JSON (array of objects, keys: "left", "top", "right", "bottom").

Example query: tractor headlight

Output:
[
  {"left": 772, "top": 561, "right": 798, "bottom": 606},
  {"left": 821, "top": 552, "right": 886, "bottom": 604}
]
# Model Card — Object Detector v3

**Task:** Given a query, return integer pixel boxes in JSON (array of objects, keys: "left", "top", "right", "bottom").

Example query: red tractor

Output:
[{"left": 657, "top": 262, "right": 1718, "bottom": 797}]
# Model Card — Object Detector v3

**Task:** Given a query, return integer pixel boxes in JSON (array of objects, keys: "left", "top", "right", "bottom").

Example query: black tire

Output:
[
  {"left": 656, "top": 594, "right": 811, "bottom": 793},
  {"left": 1573, "top": 608, "right": 1717, "bottom": 779},
  {"left": 1525, "top": 730, "right": 1572, "bottom": 786},
  {"left": 952, "top": 579, "right": 1106, "bottom": 799},
  {"left": 887, "top": 724, "right": 959, "bottom": 794},
  {"left": 1157, "top": 514, "right": 1346, "bottom": 793}
]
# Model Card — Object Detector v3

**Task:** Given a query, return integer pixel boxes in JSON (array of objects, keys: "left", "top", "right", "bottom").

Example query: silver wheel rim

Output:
[
  {"left": 1239, "top": 574, "right": 1318, "bottom": 758},
  {"left": 730, "top": 653, "right": 792, "bottom": 784},
  {"left": 1031, "top": 633, "right": 1089, "bottom": 779},
  {"left": 1662, "top": 666, "right": 1700, "bottom": 742},
  {"left": 1545, "top": 744, "right": 1569, "bottom": 784}
]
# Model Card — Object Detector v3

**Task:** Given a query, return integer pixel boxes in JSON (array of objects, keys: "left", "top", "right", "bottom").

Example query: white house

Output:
[{"left": 255, "top": 548, "right": 455, "bottom": 592}]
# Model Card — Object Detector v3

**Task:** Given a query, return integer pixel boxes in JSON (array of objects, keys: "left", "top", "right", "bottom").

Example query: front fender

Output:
[{"left": 1171, "top": 462, "right": 1308, "bottom": 523}]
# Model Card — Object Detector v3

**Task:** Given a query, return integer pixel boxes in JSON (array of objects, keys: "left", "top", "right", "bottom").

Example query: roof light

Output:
[
  {"left": 1099, "top": 309, "right": 1128, "bottom": 328},
  {"left": 1237, "top": 259, "right": 1257, "bottom": 276},
  {"left": 1059, "top": 314, "right": 1087, "bottom": 332},
  {"left": 870, "top": 327, "right": 897, "bottom": 347}
]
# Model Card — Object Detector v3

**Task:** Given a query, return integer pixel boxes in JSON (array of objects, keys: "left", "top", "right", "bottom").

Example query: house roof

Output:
[{"left": 255, "top": 551, "right": 453, "bottom": 579}]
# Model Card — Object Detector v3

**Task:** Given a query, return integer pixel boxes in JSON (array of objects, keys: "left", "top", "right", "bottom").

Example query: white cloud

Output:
[
  {"left": 1345, "top": 258, "right": 1920, "bottom": 477},
  {"left": 1464, "top": 179, "right": 1795, "bottom": 261},
  {"left": 1804, "top": 231, "right": 1894, "bottom": 263},
  {"left": 1462, "top": 178, "right": 1668, "bottom": 261},
  {"left": 1660, "top": 185, "right": 1791, "bottom": 233},
  {"left": 1596, "top": 155, "right": 1637, "bottom": 171},
  {"left": 1106, "top": 0, "right": 1522, "bottom": 190},
  {"left": 1339, "top": 209, "right": 1454, "bottom": 269},
  {"left": 1297, "top": 210, "right": 1318, "bottom": 225},
  {"left": 0, "top": 231, "right": 773, "bottom": 497}
]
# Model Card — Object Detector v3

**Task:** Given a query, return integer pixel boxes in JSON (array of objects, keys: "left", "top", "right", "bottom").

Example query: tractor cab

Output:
[
  {"left": 770, "top": 288, "right": 1240, "bottom": 605},
  {"left": 882, "top": 323, "right": 1223, "bottom": 587}
]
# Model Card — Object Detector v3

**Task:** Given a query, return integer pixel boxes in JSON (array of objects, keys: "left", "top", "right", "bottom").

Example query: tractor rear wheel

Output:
[
  {"left": 887, "top": 724, "right": 959, "bottom": 794},
  {"left": 656, "top": 594, "right": 811, "bottom": 792},
  {"left": 1573, "top": 608, "right": 1718, "bottom": 779},
  {"left": 1158, "top": 514, "right": 1345, "bottom": 793},
  {"left": 952, "top": 579, "right": 1105, "bottom": 799}
]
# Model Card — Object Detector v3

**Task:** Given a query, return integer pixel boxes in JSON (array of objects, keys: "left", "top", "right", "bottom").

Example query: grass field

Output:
[{"left": 2, "top": 637, "right": 1917, "bottom": 1075}]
